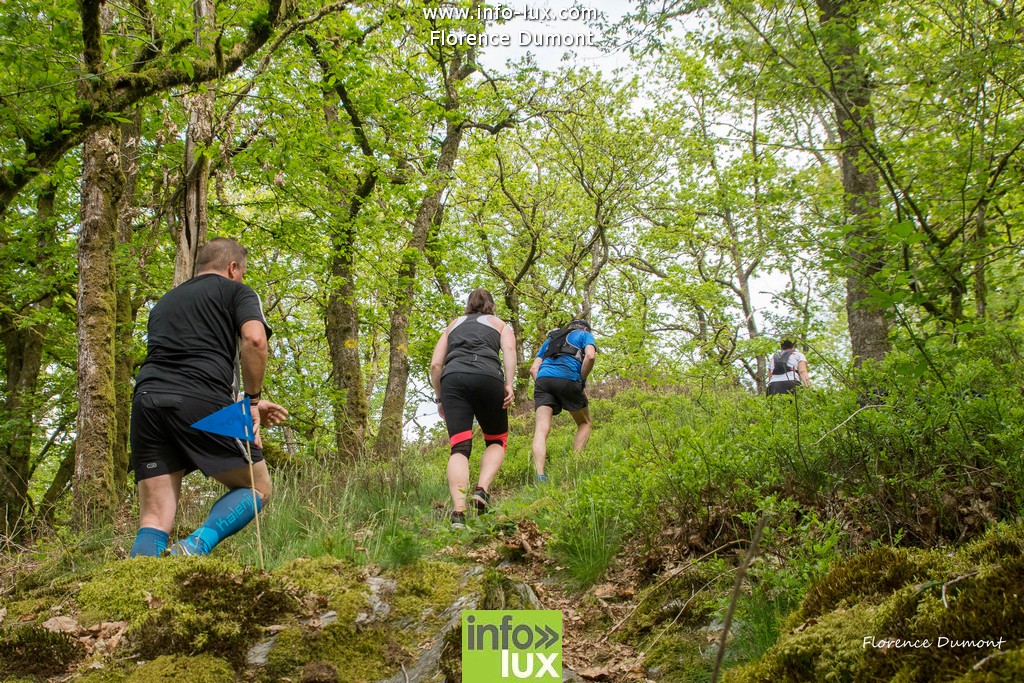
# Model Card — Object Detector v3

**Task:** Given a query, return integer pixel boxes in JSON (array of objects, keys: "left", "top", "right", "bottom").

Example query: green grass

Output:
[
  {"left": 550, "top": 499, "right": 621, "bottom": 589},
  {"left": 9, "top": 363, "right": 1024, "bottom": 681},
  {"left": 220, "top": 455, "right": 449, "bottom": 569}
]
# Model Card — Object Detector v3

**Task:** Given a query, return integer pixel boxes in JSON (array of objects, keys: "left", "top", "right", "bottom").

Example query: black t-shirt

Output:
[{"left": 134, "top": 273, "right": 272, "bottom": 402}]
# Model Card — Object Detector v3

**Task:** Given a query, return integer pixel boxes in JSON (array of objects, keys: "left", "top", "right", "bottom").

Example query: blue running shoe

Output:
[{"left": 163, "top": 538, "right": 202, "bottom": 557}]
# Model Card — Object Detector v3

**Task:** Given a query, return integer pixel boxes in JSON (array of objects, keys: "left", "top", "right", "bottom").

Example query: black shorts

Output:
[
  {"left": 766, "top": 380, "right": 801, "bottom": 396},
  {"left": 130, "top": 392, "right": 264, "bottom": 482},
  {"left": 534, "top": 376, "right": 588, "bottom": 415},
  {"left": 440, "top": 373, "right": 508, "bottom": 457}
]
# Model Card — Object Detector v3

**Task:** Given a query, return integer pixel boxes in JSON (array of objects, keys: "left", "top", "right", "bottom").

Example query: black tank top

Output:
[{"left": 441, "top": 314, "right": 503, "bottom": 380}]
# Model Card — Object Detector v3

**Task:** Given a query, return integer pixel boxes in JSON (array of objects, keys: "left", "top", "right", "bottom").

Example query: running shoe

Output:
[
  {"left": 471, "top": 487, "right": 490, "bottom": 514},
  {"left": 535, "top": 473, "right": 548, "bottom": 484},
  {"left": 450, "top": 511, "right": 467, "bottom": 529},
  {"left": 163, "top": 539, "right": 200, "bottom": 557}
]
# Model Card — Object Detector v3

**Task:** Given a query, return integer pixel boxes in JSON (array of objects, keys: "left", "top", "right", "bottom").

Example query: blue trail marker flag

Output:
[{"left": 191, "top": 397, "right": 255, "bottom": 442}]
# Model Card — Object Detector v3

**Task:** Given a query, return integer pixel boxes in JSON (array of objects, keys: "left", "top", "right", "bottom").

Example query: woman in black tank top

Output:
[{"left": 429, "top": 289, "right": 518, "bottom": 528}]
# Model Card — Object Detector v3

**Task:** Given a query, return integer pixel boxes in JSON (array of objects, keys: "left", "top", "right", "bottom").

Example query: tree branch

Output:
[
  {"left": 80, "top": 0, "right": 104, "bottom": 77},
  {"left": 0, "top": 0, "right": 349, "bottom": 216}
]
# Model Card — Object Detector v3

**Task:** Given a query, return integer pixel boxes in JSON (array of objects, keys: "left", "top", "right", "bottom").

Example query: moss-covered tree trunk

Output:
[
  {"left": 307, "top": 35, "right": 375, "bottom": 463},
  {"left": 113, "top": 109, "right": 143, "bottom": 491},
  {"left": 816, "top": 0, "right": 890, "bottom": 365},
  {"left": 74, "top": 123, "right": 123, "bottom": 527},
  {"left": 325, "top": 221, "right": 370, "bottom": 461}
]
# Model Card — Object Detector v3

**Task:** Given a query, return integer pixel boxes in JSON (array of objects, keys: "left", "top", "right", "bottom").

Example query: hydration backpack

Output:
[
  {"left": 543, "top": 327, "right": 585, "bottom": 362},
  {"left": 771, "top": 350, "right": 795, "bottom": 376}
]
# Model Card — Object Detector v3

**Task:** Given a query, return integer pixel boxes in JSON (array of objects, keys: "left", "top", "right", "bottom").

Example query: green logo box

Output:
[{"left": 462, "top": 610, "right": 563, "bottom": 681}]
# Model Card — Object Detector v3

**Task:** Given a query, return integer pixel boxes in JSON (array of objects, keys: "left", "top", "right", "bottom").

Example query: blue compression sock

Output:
[
  {"left": 130, "top": 527, "right": 169, "bottom": 557},
  {"left": 183, "top": 488, "right": 263, "bottom": 555}
]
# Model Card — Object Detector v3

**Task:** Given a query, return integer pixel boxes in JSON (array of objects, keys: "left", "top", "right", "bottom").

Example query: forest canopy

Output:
[{"left": 1, "top": 0, "right": 1022, "bottom": 535}]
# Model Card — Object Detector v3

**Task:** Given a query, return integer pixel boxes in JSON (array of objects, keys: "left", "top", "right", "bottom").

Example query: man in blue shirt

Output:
[{"left": 529, "top": 319, "right": 597, "bottom": 482}]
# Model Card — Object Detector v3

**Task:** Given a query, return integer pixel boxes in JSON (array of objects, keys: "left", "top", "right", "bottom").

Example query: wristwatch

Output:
[
  {"left": 244, "top": 390, "right": 262, "bottom": 402},
  {"left": 433, "top": 396, "right": 442, "bottom": 403}
]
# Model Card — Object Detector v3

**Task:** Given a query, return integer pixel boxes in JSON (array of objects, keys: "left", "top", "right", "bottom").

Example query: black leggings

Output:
[{"left": 440, "top": 372, "right": 508, "bottom": 457}]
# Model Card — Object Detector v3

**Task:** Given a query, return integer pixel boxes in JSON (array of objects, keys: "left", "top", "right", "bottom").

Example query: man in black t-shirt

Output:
[{"left": 128, "top": 238, "right": 288, "bottom": 557}]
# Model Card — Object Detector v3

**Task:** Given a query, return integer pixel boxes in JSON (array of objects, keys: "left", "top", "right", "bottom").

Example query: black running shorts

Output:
[
  {"left": 130, "top": 391, "right": 264, "bottom": 481},
  {"left": 439, "top": 372, "right": 508, "bottom": 457},
  {"left": 534, "top": 376, "right": 588, "bottom": 415},
  {"left": 766, "top": 380, "right": 801, "bottom": 396}
]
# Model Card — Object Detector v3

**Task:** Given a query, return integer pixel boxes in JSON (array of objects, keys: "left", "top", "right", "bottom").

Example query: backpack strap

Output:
[
  {"left": 772, "top": 350, "right": 795, "bottom": 377},
  {"left": 544, "top": 328, "right": 585, "bottom": 362}
]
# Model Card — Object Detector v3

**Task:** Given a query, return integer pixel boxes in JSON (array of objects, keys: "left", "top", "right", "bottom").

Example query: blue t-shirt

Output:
[{"left": 535, "top": 330, "right": 596, "bottom": 381}]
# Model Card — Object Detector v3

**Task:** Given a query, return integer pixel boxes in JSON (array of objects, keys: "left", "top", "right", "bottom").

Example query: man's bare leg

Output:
[
  {"left": 532, "top": 406, "right": 554, "bottom": 477},
  {"left": 570, "top": 406, "right": 592, "bottom": 452}
]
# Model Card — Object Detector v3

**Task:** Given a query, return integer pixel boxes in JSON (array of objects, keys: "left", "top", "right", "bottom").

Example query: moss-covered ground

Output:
[
  {"left": 0, "top": 551, "right": 476, "bottom": 681},
  {"left": 726, "top": 522, "right": 1024, "bottom": 682}
]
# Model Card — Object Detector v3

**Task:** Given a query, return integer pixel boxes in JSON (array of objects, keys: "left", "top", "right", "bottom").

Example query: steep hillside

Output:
[{"left": 2, "top": 378, "right": 1022, "bottom": 681}]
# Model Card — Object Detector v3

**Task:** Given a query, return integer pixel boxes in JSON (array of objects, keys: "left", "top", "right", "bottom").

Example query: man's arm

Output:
[
  {"left": 240, "top": 319, "right": 269, "bottom": 445},
  {"left": 529, "top": 357, "right": 542, "bottom": 380},
  {"left": 798, "top": 360, "right": 810, "bottom": 388},
  {"left": 580, "top": 345, "right": 596, "bottom": 383},
  {"left": 240, "top": 319, "right": 268, "bottom": 395}
]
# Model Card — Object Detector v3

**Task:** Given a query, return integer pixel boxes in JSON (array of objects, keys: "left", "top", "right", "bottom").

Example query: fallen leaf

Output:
[
  {"left": 18, "top": 612, "right": 37, "bottom": 622},
  {"left": 144, "top": 591, "right": 163, "bottom": 610},
  {"left": 579, "top": 666, "right": 613, "bottom": 680},
  {"left": 101, "top": 621, "right": 127, "bottom": 635},
  {"left": 792, "top": 618, "right": 817, "bottom": 633},
  {"left": 42, "top": 616, "right": 81, "bottom": 634},
  {"left": 106, "top": 631, "right": 126, "bottom": 653}
]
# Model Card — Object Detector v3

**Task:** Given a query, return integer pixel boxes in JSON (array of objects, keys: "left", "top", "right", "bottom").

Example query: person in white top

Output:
[{"left": 766, "top": 339, "right": 810, "bottom": 396}]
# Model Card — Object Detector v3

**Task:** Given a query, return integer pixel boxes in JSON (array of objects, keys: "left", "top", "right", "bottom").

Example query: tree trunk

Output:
[
  {"left": 974, "top": 201, "right": 988, "bottom": 320},
  {"left": 817, "top": 0, "right": 890, "bottom": 365},
  {"left": 173, "top": 0, "right": 215, "bottom": 286},
  {"left": 305, "top": 33, "right": 376, "bottom": 462},
  {"left": 74, "top": 123, "right": 123, "bottom": 527},
  {"left": 373, "top": 128, "right": 466, "bottom": 461},
  {"left": 0, "top": 184, "right": 59, "bottom": 537},
  {"left": 372, "top": 38, "right": 479, "bottom": 461},
  {"left": 113, "top": 110, "right": 142, "bottom": 491},
  {"left": 579, "top": 207, "right": 609, "bottom": 322},
  {"left": 0, "top": 326, "right": 42, "bottom": 537},
  {"left": 733, "top": 257, "right": 764, "bottom": 392},
  {"left": 325, "top": 221, "right": 370, "bottom": 461},
  {"left": 38, "top": 445, "right": 76, "bottom": 526}
]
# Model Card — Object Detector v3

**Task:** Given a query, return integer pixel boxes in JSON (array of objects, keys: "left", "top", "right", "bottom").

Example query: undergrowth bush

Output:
[{"left": 552, "top": 351, "right": 1024, "bottom": 568}]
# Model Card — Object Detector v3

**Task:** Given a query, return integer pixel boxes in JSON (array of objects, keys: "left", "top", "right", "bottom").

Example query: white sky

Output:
[{"left": 473, "top": 0, "right": 633, "bottom": 73}]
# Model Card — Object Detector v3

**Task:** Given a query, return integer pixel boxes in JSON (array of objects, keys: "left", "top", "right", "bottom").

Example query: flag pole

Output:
[{"left": 245, "top": 398, "right": 265, "bottom": 570}]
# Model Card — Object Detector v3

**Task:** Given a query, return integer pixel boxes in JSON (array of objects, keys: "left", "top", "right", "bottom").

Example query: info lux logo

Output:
[{"left": 462, "top": 610, "right": 562, "bottom": 681}]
